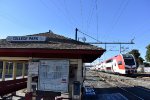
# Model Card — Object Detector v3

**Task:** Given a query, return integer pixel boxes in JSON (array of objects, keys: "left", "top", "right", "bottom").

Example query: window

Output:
[
  {"left": 106, "top": 59, "right": 113, "bottom": 63},
  {"left": 118, "top": 61, "right": 122, "bottom": 65},
  {"left": 124, "top": 59, "right": 135, "bottom": 65}
]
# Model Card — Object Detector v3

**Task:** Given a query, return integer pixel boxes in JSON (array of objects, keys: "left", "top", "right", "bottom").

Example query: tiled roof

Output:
[{"left": 0, "top": 31, "right": 104, "bottom": 50}]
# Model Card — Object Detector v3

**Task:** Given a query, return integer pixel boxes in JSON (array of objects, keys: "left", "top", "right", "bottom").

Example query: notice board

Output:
[
  {"left": 38, "top": 60, "right": 69, "bottom": 93},
  {"left": 28, "top": 62, "right": 39, "bottom": 75}
]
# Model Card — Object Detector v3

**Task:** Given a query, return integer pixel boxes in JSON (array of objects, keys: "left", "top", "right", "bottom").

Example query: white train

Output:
[{"left": 95, "top": 54, "right": 137, "bottom": 74}]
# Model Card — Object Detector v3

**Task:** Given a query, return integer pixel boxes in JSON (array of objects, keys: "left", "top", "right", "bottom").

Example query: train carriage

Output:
[{"left": 101, "top": 54, "right": 137, "bottom": 74}]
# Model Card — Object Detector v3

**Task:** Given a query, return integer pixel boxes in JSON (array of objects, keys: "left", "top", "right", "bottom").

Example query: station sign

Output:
[{"left": 6, "top": 36, "right": 47, "bottom": 42}]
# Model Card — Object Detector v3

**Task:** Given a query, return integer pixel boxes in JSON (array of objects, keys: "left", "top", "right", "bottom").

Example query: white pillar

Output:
[
  {"left": 83, "top": 63, "right": 86, "bottom": 81},
  {"left": 27, "top": 75, "right": 32, "bottom": 92},
  {"left": 22, "top": 62, "right": 26, "bottom": 78},
  {"left": 2, "top": 61, "right": 6, "bottom": 81},
  {"left": 13, "top": 62, "right": 17, "bottom": 80},
  {"left": 77, "top": 59, "right": 83, "bottom": 82}
]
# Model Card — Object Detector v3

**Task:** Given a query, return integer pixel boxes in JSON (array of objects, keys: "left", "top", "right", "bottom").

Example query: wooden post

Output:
[
  {"left": 22, "top": 62, "right": 26, "bottom": 78},
  {"left": 2, "top": 61, "right": 6, "bottom": 81},
  {"left": 13, "top": 62, "right": 17, "bottom": 80}
]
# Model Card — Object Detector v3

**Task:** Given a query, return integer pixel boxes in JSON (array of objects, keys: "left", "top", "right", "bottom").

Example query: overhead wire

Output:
[
  {"left": 129, "top": 19, "right": 150, "bottom": 48},
  {"left": 131, "top": 21, "right": 150, "bottom": 36},
  {"left": 96, "top": 0, "right": 99, "bottom": 40},
  {"left": 52, "top": 0, "right": 76, "bottom": 27},
  {"left": 77, "top": 29, "right": 100, "bottom": 42},
  {"left": 80, "top": 0, "right": 83, "bottom": 29},
  {"left": 40, "top": 0, "right": 76, "bottom": 29},
  {"left": 0, "top": 10, "right": 34, "bottom": 31},
  {"left": 86, "top": 0, "right": 97, "bottom": 33},
  {"left": 63, "top": 0, "right": 78, "bottom": 27},
  {"left": 109, "top": 0, "right": 129, "bottom": 34}
]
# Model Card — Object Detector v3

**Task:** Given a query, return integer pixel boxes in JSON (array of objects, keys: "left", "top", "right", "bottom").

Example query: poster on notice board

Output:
[
  {"left": 38, "top": 60, "right": 69, "bottom": 93},
  {"left": 28, "top": 62, "right": 39, "bottom": 75}
]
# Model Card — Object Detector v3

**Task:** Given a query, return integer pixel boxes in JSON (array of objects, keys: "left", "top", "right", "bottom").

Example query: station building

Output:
[{"left": 0, "top": 31, "right": 105, "bottom": 99}]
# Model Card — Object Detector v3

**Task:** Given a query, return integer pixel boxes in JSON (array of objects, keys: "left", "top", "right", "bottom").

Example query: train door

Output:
[
  {"left": 105, "top": 59, "right": 113, "bottom": 73},
  {"left": 112, "top": 59, "right": 118, "bottom": 74}
]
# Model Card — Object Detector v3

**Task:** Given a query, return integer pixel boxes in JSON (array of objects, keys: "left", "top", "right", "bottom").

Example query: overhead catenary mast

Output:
[{"left": 75, "top": 28, "right": 135, "bottom": 53}]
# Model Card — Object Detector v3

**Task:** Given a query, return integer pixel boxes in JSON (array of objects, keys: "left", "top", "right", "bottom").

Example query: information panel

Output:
[
  {"left": 28, "top": 62, "right": 39, "bottom": 75},
  {"left": 38, "top": 60, "right": 69, "bottom": 93}
]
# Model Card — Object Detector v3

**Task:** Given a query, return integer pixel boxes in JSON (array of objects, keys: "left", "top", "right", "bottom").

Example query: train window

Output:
[
  {"left": 118, "top": 61, "right": 122, "bottom": 65},
  {"left": 114, "top": 63, "right": 116, "bottom": 66},
  {"left": 124, "top": 58, "right": 135, "bottom": 65},
  {"left": 106, "top": 59, "right": 113, "bottom": 63}
]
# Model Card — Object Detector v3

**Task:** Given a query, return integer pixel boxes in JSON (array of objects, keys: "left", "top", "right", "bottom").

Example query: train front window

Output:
[
  {"left": 118, "top": 61, "right": 122, "bottom": 65},
  {"left": 124, "top": 58, "right": 135, "bottom": 65}
]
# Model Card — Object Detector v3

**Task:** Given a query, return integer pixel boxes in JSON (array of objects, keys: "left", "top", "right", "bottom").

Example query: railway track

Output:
[
  {"left": 97, "top": 71, "right": 150, "bottom": 100},
  {"left": 93, "top": 71, "right": 150, "bottom": 88},
  {"left": 105, "top": 79, "right": 144, "bottom": 100},
  {"left": 85, "top": 70, "right": 150, "bottom": 99}
]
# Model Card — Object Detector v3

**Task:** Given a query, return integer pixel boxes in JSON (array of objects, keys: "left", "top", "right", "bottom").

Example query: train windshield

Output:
[
  {"left": 123, "top": 54, "right": 135, "bottom": 65},
  {"left": 124, "top": 58, "right": 135, "bottom": 65}
]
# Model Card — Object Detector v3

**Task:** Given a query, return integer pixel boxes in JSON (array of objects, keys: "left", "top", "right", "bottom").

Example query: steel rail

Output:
[{"left": 97, "top": 73, "right": 145, "bottom": 100}]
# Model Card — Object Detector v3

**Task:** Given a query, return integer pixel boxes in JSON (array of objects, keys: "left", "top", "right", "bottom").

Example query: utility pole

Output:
[{"left": 75, "top": 28, "right": 78, "bottom": 41}]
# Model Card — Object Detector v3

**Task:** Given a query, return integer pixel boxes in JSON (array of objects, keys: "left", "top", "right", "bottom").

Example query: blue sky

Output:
[{"left": 0, "top": 0, "right": 149, "bottom": 63}]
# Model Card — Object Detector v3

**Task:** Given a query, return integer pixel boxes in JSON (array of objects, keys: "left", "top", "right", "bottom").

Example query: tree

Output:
[
  {"left": 145, "top": 44, "right": 150, "bottom": 62},
  {"left": 128, "top": 49, "right": 144, "bottom": 67},
  {"left": 128, "top": 49, "right": 140, "bottom": 59},
  {"left": 138, "top": 57, "right": 144, "bottom": 65}
]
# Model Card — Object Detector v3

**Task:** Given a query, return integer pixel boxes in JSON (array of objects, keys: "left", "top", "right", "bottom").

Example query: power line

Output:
[
  {"left": 87, "top": 0, "right": 97, "bottom": 33},
  {"left": 109, "top": 0, "right": 129, "bottom": 34},
  {"left": 0, "top": 10, "right": 33, "bottom": 30},
  {"left": 40, "top": 0, "right": 76, "bottom": 28},
  {"left": 95, "top": 0, "right": 99, "bottom": 40},
  {"left": 63, "top": 0, "right": 78, "bottom": 27},
  {"left": 77, "top": 28, "right": 101, "bottom": 42},
  {"left": 52, "top": 0, "right": 76, "bottom": 27},
  {"left": 131, "top": 21, "right": 150, "bottom": 36},
  {"left": 108, "top": 0, "right": 125, "bottom": 33},
  {"left": 80, "top": 0, "right": 83, "bottom": 29}
]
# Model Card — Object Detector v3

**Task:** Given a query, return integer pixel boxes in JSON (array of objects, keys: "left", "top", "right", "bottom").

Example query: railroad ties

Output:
[{"left": 83, "top": 70, "right": 150, "bottom": 100}]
